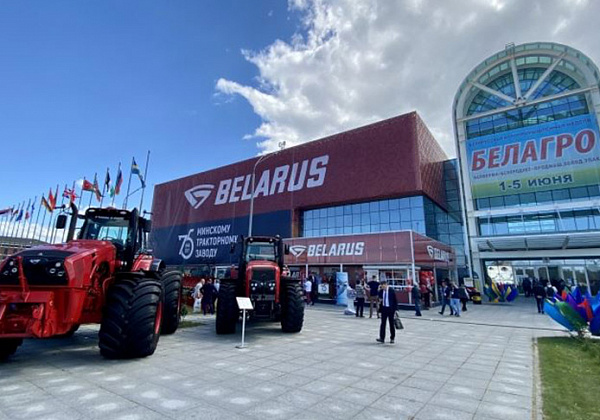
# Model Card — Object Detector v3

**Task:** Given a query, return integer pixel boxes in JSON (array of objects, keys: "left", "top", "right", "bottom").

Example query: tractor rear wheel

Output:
[
  {"left": 216, "top": 280, "right": 238, "bottom": 334},
  {"left": 0, "top": 338, "right": 23, "bottom": 360},
  {"left": 280, "top": 278, "right": 304, "bottom": 333},
  {"left": 160, "top": 270, "right": 182, "bottom": 335},
  {"left": 99, "top": 277, "right": 163, "bottom": 359}
]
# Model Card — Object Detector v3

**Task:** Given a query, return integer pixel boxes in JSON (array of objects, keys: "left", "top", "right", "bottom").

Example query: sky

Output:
[{"left": 1, "top": 0, "right": 600, "bottom": 229}]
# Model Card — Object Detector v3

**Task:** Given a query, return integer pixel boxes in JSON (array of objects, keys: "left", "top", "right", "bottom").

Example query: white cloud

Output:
[{"left": 216, "top": 0, "right": 600, "bottom": 156}]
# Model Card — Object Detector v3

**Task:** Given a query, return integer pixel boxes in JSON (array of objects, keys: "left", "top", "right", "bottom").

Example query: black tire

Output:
[
  {"left": 280, "top": 278, "right": 304, "bottom": 333},
  {"left": 99, "top": 277, "right": 163, "bottom": 359},
  {"left": 160, "top": 270, "right": 182, "bottom": 335},
  {"left": 216, "top": 280, "right": 238, "bottom": 334},
  {"left": 0, "top": 338, "right": 23, "bottom": 361}
]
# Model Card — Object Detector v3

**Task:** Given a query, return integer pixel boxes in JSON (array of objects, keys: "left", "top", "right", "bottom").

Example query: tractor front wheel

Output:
[
  {"left": 0, "top": 338, "right": 23, "bottom": 361},
  {"left": 99, "top": 277, "right": 163, "bottom": 359},
  {"left": 280, "top": 278, "right": 304, "bottom": 333},
  {"left": 216, "top": 280, "right": 238, "bottom": 334},
  {"left": 160, "top": 270, "right": 183, "bottom": 335}
]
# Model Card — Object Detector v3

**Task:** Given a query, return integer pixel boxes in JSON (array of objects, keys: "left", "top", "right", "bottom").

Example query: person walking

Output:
[
  {"left": 438, "top": 280, "right": 454, "bottom": 316},
  {"left": 367, "top": 275, "right": 380, "bottom": 319},
  {"left": 200, "top": 279, "right": 216, "bottom": 315},
  {"left": 355, "top": 279, "right": 366, "bottom": 317},
  {"left": 411, "top": 284, "right": 422, "bottom": 316},
  {"left": 533, "top": 281, "right": 546, "bottom": 314},
  {"left": 450, "top": 283, "right": 461, "bottom": 317},
  {"left": 522, "top": 277, "right": 532, "bottom": 297},
  {"left": 458, "top": 283, "right": 469, "bottom": 312},
  {"left": 304, "top": 277, "right": 313, "bottom": 306},
  {"left": 421, "top": 281, "right": 432, "bottom": 309},
  {"left": 376, "top": 280, "right": 398, "bottom": 344}
]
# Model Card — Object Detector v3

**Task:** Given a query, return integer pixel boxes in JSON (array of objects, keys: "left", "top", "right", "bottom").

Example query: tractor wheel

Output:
[
  {"left": 0, "top": 338, "right": 23, "bottom": 360},
  {"left": 99, "top": 277, "right": 163, "bottom": 359},
  {"left": 216, "top": 280, "right": 238, "bottom": 335},
  {"left": 160, "top": 270, "right": 182, "bottom": 335},
  {"left": 280, "top": 278, "right": 304, "bottom": 333}
]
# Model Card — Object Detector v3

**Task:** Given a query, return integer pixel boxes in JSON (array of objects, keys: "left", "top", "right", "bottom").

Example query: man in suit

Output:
[{"left": 376, "top": 280, "right": 398, "bottom": 344}]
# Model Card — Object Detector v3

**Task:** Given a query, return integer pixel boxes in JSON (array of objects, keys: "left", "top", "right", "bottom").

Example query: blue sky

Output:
[
  {"left": 2, "top": 0, "right": 600, "bottom": 220},
  {"left": 0, "top": 0, "right": 300, "bottom": 212}
]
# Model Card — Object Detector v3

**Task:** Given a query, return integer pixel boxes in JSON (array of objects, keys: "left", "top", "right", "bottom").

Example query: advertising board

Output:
[{"left": 466, "top": 114, "right": 600, "bottom": 199}]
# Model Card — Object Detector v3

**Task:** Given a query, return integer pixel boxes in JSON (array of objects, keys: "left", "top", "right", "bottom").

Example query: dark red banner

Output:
[{"left": 152, "top": 112, "right": 447, "bottom": 229}]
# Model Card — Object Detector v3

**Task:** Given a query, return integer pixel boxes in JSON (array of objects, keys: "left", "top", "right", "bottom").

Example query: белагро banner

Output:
[{"left": 467, "top": 114, "right": 600, "bottom": 199}]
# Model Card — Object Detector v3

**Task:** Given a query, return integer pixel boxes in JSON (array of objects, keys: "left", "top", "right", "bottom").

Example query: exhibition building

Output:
[
  {"left": 151, "top": 112, "right": 467, "bottom": 304},
  {"left": 453, "top": 42, "right": 600, "bottom": 294}
]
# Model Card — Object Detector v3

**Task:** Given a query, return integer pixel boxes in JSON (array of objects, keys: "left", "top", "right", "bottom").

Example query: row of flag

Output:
[{"left": 0, "top": 155, "right": 148, "bottom": 245}]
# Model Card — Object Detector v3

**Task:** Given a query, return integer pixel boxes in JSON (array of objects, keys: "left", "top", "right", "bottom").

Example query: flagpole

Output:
[
  {"left": 30, "top": 196, "right": 42, "bottom": 243},
  {"left": 123, "top": 157, "right": 134, "bottom": 209},
  {"left": 9, "top": 202, "right": 23, "bottom": 239},
  {"left": 18, "top": 198, "right": 31, "bottom": 239},
  {"left": 64, "top": 180, "right": 77, "bottom": 242},
  {"left": 111, "top": 162, "right": 121, "bottom": 207},
  {"left": 37, "top": 198, "right": 48, "bottom": 242},
  {"left": 51, "top": 185, "right": 67, "bottom": 244},
  {"left": 78, "top": 177, "right": 86, "bottom": 208},
  {"left": 0, "top": 207, "right": 11, "bottom": 237},
  {"left": 25, "top": 196, "right": 37, "bottom": 241},
  {"left": 45, "top": 210, "right": 55, "bottom": 243},
  {"left": 138, "top": 150, "right": 150, "bottom": 213},
  {"left": 88, "top": 173, "right": 97, "bottom": 209},
  {"left": 100, "top": 167, "right": 108, "bottom": 208},
  {"left": 48, "top": 184, "right": 59, "bottom": 243}
]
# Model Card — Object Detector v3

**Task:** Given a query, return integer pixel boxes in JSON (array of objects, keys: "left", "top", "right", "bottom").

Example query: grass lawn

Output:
[{"left": 538, "top": 337, "right": 600, "bottom": 420}]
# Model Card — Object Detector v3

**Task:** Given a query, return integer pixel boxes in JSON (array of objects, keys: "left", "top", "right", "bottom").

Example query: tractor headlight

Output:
[{"left": 0, "top": 258, "right": 19, "bottom": 283}]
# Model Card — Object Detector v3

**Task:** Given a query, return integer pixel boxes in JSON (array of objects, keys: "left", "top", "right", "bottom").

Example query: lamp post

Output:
[{"left": 248, "top": 142, "right": 286, "bottom": 237}]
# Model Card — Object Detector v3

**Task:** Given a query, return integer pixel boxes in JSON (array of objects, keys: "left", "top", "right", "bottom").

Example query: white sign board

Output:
[{"left": 236, "top": 297, "right": 254, "bottom": 311}]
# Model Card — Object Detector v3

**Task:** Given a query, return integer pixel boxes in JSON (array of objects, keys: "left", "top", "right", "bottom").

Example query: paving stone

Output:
[
  {"left": 475, "top": 402, "right": 532, "bottom": 420},
  {"left": 428, "top": 391, "right": 481, "bottom": 414},
  {"left": 415, "top": 404, "right": 475, "bottom": 420},
  {"left": 370, "top": 395, "right": 425, "bottom": 418}
]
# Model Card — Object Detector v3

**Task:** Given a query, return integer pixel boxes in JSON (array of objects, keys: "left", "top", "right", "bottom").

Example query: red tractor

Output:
[
  {"left": 216, "top": 236, "right": 304, "bottom": 334},
  {"left": 0, "top": 204, "right": 182, "bottom": 360}
]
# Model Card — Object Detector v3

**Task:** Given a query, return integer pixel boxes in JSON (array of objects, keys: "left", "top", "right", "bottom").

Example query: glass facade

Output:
[
  {"left": 301, "top": 196, "right": 426, "bottom": 237},
  {"left": 479, "top": 208, "right": 600, "bottom": 236},
  {"left": 475, "top": 185, "right": 600, "bottom": 210}
]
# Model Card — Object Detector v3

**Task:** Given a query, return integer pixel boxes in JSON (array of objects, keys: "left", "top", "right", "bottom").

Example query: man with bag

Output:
[{"left": 376, "top": 280, "right": 398, "bottom": 344}]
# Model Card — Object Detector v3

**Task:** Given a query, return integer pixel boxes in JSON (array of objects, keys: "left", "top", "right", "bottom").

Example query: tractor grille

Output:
[
  {"left": 22, "top": 256, "right": 69, "bottom": 285},
  {"left": 249, "top": 268, "right": 277, "bottom": 296}
]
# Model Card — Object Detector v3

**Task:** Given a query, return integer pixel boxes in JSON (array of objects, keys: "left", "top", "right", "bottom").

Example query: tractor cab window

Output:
[
  {"left": 244, "top": 242, "right": 277, "bottom": 262},
  {"left": 80, "top": 216, "right": 132, "bottom": 251}
]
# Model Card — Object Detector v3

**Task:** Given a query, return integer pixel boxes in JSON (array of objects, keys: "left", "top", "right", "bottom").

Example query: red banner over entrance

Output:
[{"left": 284, "top": 231, "right": 455, "bottom": 267}]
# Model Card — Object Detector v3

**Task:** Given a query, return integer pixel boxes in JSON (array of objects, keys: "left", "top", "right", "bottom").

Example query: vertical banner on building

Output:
[
  {"left": 467, "top": 114, "right": 600, "bottom": 199},
  {"left": 336, "top": 272, "right": 349, "bottom": 306}
]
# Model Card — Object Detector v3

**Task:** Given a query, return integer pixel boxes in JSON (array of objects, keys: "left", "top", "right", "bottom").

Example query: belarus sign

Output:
[
  {"left": 284, "top": 231, "right": 455, "bottom": 266},
  {"left": 467, "top": 114, "right": 600, "bottom": 199}
]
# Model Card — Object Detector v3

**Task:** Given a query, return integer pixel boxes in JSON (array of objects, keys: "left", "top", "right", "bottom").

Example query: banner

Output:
[{"left": 467, "top": 114, "right": 600, "bottom": 199}]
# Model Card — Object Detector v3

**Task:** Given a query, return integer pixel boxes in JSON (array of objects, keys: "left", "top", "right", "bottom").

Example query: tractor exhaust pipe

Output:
[{"left": 66, "top": 202, "right": 79, "bottom": 242}]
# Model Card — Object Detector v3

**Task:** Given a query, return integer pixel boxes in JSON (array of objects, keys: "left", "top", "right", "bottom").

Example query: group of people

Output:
[
  {"left": 352, "top": 275, "right": 389, "bottom": 319},
  {"left": 438, "top": 279, "right": 470, "bottom": 317},
  {"left": 193, "top": 278, "right": 220, "bottom": 315}
]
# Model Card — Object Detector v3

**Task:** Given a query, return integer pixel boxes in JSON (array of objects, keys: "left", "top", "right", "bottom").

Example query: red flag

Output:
[
  {"left": 115, "top": 169, "right": 123, "bottom": 195},
  {"left": 82, "top": 180, "right": 95, "bottom": 191},
  {"left": 48, "top": 188, "right": 56, "bottom": 211},
  {"left": 41, "top": 196, "right": 52, "bottom": 213}
]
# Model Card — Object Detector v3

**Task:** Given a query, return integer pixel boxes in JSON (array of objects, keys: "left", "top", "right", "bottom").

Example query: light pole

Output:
[{"left": 248, "top": 142, "right": 286, "bottom": 237}]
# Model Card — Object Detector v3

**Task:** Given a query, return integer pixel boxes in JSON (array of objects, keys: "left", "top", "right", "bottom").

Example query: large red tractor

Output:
[
  {"left": 216, "top": 236, "right": 304, "bottom": 334},
  {"left": 0, "top": 204, "right": 182, "bottom": 360}
]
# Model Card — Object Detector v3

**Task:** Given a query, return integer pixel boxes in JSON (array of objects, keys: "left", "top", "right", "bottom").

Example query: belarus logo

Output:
[
  {"left": 178, "top": 229, "right": 195, "bottom": 260},
  {"left": 184, "top": 184, "right": 215, "bottom": 209},
  {"left": 289, "top": 245, "right": 307, "bottom": 258}
]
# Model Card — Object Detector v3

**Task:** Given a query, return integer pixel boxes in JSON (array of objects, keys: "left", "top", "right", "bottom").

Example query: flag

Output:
[
  {"left": 15, "top": 209, "right": 23, "bottom": 222},
  {"left": 93, "top": 176, "right": 102, "bottom": 201},
  {"left": 63, "top": 187, "right": 77, "bottom": 203},
  {"left": 27, "top": 201, "right": 35, "bottom": 219},
  {"left": 109, "top": 186, "right": 115, "bottom": 198},
  {"left": 48, "top": 188, "right": 56, "bottom": 211},
  {"left": 82, "top": 179, "right": 95, "bottom": 191},
  {"left": 0, "top": 208, "right": 11, "bottom": 216},
  {"left": 114, "top": 168, "right": 123, "bottom": 195},
  {"left": 41, "top": 196, "right": 52, "bottom": 213},
  {"left": 104, "top": 169, "right": 111, "bottom": 190},
  {"left": 131, "top": 158, "right": 146, "bottom": 188}
]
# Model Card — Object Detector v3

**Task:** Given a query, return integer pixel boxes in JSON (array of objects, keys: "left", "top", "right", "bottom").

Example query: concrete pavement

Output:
[{"left": 0, "top": 297, "right": 567, "bottom": 419}]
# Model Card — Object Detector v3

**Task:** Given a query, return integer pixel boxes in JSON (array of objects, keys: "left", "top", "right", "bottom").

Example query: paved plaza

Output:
[{"left": 0, "top": 298, "right": 566, "bottom": 420}]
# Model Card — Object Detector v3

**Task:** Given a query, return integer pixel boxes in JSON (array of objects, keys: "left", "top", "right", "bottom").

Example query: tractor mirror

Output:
[
  {"left": 55, "top": 214, "right": 67, "bottom": 230},
  {"left": 141, "top": 219, "right": 152, "bottom": 233},
  {"left": 284, "top": 244, "right": 290, "bottom": 255}
]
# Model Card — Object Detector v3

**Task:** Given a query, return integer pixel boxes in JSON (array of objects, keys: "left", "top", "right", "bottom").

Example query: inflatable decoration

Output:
[
  {"left": 483, "top": 281, "right": 518, "bottom": 303},
  {"left": 544, "top": 286, "right": 600, "bottom": 335}
]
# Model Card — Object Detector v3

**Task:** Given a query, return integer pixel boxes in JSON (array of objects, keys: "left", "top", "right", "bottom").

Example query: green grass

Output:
[{"left": 538, "top": 337, "right": 600, "bottom": 420}]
